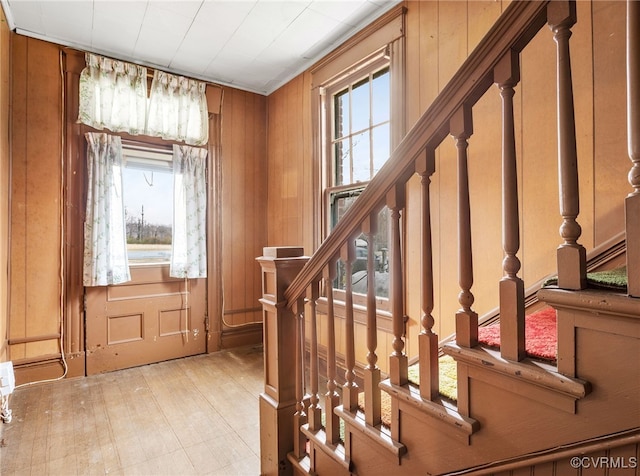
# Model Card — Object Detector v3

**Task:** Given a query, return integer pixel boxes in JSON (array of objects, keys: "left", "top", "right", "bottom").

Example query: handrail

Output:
[{"left": 284, "top": 0, "right": 551, "bottom": 308}]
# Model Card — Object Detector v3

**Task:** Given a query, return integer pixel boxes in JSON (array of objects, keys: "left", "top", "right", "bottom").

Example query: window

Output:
[
  {"left": 324, "top": 59, "right": 392, "bottom": 298},
  {"left": 332, "top": 66, "right": 390, "bottom": 189},
  {"left": 311, "top": 5, "right": 405, "bottom": 301},
  {"left": 122, "top": 144, "right": 173, "bottom": 264}
]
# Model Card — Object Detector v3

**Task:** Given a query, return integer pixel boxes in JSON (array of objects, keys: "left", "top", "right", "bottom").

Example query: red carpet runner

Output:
[{"left": 478, "top": 307, "right": 557, "bottom": 361}]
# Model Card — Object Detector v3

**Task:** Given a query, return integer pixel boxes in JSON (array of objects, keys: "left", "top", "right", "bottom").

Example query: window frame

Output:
[
  {"left": 317, "top": 54, "right": 395, "bottom": 309},
  {"left": 310, "top": 5, "right": 405, "bottom": 309},
  {"left": 320, "top": 50, "right": 391, "bottom": 241}
]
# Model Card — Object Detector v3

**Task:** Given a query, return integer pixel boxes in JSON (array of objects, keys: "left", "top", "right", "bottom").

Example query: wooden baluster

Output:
[
  {"left": 292, "top": 297, "right": 307, "bottom": 459},
  {"left": 627, "top": 0, "right": 640, "bottom": 297},
  {"left": 548, "top": 1, "right": 587, "bottom": 290},
  {"left": 387, "top": 185, "right": 408, "bottom": 386},
  {"left": 416, "top": 150, "right": 439, "bottom": 400},
  {"left": 450, "top": 106, "right": 478, "bottom": 348},
  {"left": 306, "top": 281, "right": 322, "bottom": 432},
  {"left": 341, "top": 241, "right": 359, "bottom": 411},
  {"left": 324, "top": 261, "right": 340, "bottom": 444},
  {"left": 362, "top": 215, "right": 381, "bottom": 426},
  {"left": 495, "top": 51, "right": 526, "bottom": 362}
]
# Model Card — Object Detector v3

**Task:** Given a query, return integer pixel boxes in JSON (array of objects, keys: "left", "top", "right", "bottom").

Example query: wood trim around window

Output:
[
  {"left": 309, "top": 6, "right": 406, "bottom": 314},
  {"left": 310, "top": 5, "right": 406, "bottom": 88}
]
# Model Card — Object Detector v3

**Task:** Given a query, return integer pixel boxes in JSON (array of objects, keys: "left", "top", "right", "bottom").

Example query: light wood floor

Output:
[{"left": 0, "top": 345, "right": 264, "bottom": 475}]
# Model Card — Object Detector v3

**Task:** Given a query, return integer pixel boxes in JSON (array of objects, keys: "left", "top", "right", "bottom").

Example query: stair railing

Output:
[{"left": 256, "top": 0, "right": 615, "bottom": 472}]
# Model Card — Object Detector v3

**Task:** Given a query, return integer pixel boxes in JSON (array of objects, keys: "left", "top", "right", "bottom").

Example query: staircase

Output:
[{"left": 257, "top": 1, "right": 640, "bottom": 475}]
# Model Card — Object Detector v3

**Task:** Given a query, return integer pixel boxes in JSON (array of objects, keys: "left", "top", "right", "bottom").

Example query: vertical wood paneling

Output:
[
  {"left": 10, "top": 35, "right": 27, "bottom": 349},
  {"left": 570, "top": 0, "right": 595, "bottom": 252},
  {"left": 404, "top": 1, "right": 425, "bottom": 129},
  {"left": 467, "top": 1, "right": 503, "bottom": 52},
  {"left": 267, "top": 74, "right": 314, "bottom": 253},
  {"left": 438, "top": 2, "right": 468, "bottom": 91},
  {"left": 9, "top": 37, "right": 62, "bottom": 360},
  {"left": 267, "top": 86, "right": 285, "bottom": 245},
  {"left": 520, "top": 26, "right": 559, "bottom": 287},
  {"left": 405, "top": 0, "right": 436, "bottom": 357},
  {"left": 466, "top": 0, "right": 507, "bottom": 330},
  {"left": 467, "top": 93, "right": 503, "bottom": 316},
  {"left": 301, "top": 71, "right": 314, "bottom": 254},
  {"left": 252, "top": 93, "right": 268, "bottom": 317},
  {"left": 221, "top": 87, "right": 267, "bottom": 328},
  {"left": 0, "top": 6, "right": 9, "bottom": 362},
  {"left": 408, "top": 1, "right": 499, "bottom": 339},
  {"left": 592, "top": 1, "right": 628, "bottom": 246}
]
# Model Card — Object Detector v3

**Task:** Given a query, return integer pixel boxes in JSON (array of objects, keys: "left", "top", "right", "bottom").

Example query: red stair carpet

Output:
[{"left": 478, "top": 307, "right": 557, "bottom": 361}]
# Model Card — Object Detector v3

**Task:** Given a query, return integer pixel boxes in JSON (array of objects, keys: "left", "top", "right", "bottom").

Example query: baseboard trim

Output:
[
  {"left": 220, "top": 323, "right": 263, "bottom": 349},
  {"left": 13, "top": 351, "right": 85, "bottom": 385}
]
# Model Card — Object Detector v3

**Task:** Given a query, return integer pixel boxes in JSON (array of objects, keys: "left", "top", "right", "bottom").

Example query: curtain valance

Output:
[
  {"left": 147, "top": 71, "right": 209, "bottom": 146},
  {"left": 78, "top": 53, "right": 209, "bottom": 145},
  {"left": 78, "top": 53, "right": 147, "bottom": 135}
]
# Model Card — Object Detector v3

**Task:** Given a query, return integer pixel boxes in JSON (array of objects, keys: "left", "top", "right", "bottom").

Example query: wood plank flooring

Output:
[{"left": 0, "top": 345, "right": 264, "bottom": 475}]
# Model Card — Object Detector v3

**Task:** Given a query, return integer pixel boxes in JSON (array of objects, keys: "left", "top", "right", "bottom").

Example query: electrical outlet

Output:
[{"left": 0, "top": 361, "right": 15, "bottom": 397}]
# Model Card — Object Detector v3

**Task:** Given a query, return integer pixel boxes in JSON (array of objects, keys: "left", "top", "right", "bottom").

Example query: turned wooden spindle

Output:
[
  {"left": 306, "top": 281, "right": 322, "bottom": 432},
  {"left": 292, "top": 297, "right": 307, "bottom": 459},
  {"left": 362, "top": 215, "right": 381, "bottom": 426},
  {"left": 548, "top": 1, "right": 587, "bottom": 290},
  {"left": 416, "top": 150, "right": 439, "bottom": 400},
  {"left": 323, "top": 261, "right": 340, "bottom": 444},
  {"left": 387, "top": 184, "right": 408, "bottom": 386},
  {"left": 341, "top": 241, "right": 359, "bottom": 411},
  {"left": 450, "top": 105, "right": 478, "bottom": 348},
  {"left": 495, "top": 50, "right": 525, "bottom": 362}
]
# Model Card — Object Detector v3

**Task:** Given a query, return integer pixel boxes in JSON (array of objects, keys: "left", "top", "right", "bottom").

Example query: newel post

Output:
[{"left": 257, "top": 247, "right": 309, "bottom": 476}]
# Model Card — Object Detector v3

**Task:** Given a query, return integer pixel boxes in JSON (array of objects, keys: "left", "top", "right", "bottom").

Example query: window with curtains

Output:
[
  {"left": 79, "top": 53, "right": 211, "bottom": 285},
  {"left": 82, "top": 134, "right": 208, "bottom": 284}
]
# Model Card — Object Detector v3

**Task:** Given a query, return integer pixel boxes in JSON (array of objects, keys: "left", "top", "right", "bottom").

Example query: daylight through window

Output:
[
  {"left": 325, "top": 63, "right": 391, "bottom": 298},
  {"left": 122, "top": 144, "right": 174, "bottom": 263}
]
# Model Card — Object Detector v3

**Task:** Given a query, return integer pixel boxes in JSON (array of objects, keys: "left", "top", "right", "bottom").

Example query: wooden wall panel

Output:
[
  {"left": 404, "top": 1, "right": 508, "bottom": 339},
  {"left": 220, "top": 87, "right": 268, "bottom": 333},
  {"left": 0, "top": 6, "right": 9, "bottom": 362},
  {"left": 520, "top": 25, "right": 563, "bottom": 289},
  {"left": 266, "top": 73, "right": 314, "bottom": 254},
  {"left": 571, "top": 0, "right": 596, "bottom": 252},
  {"left": 592, "top": 1, "right": 628, "bottom": 246},
  {"left": 9, "top": 36, "right": 63, "bottom": 361}
]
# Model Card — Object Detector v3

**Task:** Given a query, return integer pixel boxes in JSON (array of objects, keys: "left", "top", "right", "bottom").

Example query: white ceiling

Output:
[{"left": 1, "top": 0, "right": 401, "bottom": 95}]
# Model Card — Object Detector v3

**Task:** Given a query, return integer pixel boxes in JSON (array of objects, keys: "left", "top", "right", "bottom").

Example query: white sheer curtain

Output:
[
  {"left": 78, "top": 53, "right": 147, "bottom": 135},
  {"left": 170, "top": 145, "right": 208, "bottom": 278},
  {"left": 146, "top": 70, "right": 209, "bottom": 146},
  {"left": 83, "top": 133, "right": 131, "bottom": 286}
]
